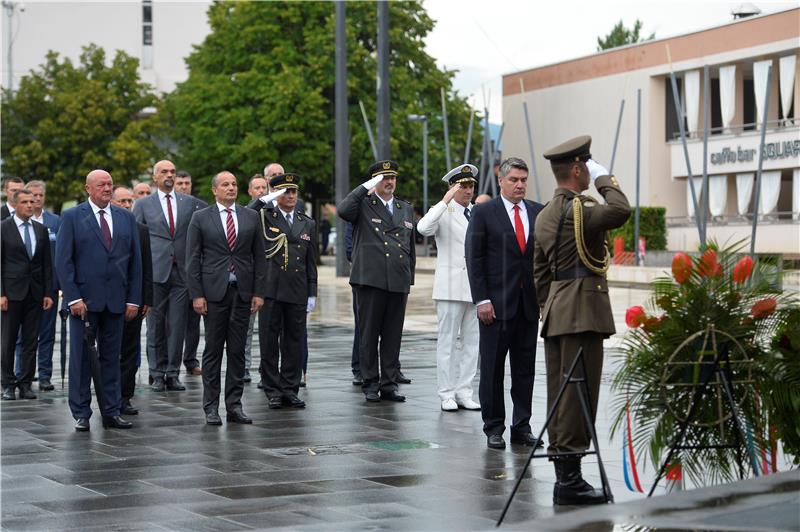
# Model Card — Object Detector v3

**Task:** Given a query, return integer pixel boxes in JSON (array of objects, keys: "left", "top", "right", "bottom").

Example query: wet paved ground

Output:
[{"left": 1, "top": 263, "right": 796, "bottom": 530}]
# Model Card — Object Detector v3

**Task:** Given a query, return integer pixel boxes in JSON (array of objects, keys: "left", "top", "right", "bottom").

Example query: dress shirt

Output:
[
  {"left": 379, "top": 195, "right": 394, "bottom": 215},
  {"left": 500, "top": 194, "right": 529, "bottom": 241},
  {"left": 278, "top": 207, "right": 294, "bottom": 225},
  {"left": 216, "top": 203, "right": 239, "bottom": 236},
  {"left": 88, "top": 199, "right": 114, "bottom": 237},
  {"left": 13, "top": 214, "right": 37, "bottom": 256},
  {"left": 157, "top": 188, "right": 178, "bottom": 227}
]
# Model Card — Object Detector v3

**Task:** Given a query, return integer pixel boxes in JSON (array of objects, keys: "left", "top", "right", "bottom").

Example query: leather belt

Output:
[{"left": 553, "top": 266, "right": 601, "bottom": 281}]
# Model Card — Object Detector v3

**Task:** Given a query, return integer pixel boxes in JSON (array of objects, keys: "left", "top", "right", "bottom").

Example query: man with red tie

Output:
[{"left": 465, "top": 157, "right": 545, "bottom": 450}]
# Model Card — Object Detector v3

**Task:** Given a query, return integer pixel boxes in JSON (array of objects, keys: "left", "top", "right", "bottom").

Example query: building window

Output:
[
  {"left": 743, "top": 79, "right": 755, "bottom": 130},
  {"left": 142, "top": 0, "right": 153, "bottom": 69},
  {"left": 710, "top": 77, "right": 722, "bottom": 134},
  {"left": 665, "top": 78, "right": 686, "bottom": 141}
]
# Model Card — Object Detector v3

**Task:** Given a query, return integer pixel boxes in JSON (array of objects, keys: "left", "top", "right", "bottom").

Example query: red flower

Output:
[
  {"left": 672, "top": 252, "right": 693, "bottom": 284},
  {"left": 643, "top": 314, "right": 666, "bottom": 333},
  {"left": 626, "top": 306, "right": 647, "bottom": 328},
  {"left": 732, "top": 256, "right": 754, "bottom": 284},
  {"left": 751, "top": 298, "right": 777, "bottom": 319},
  {"left": 698, "top": 249, "right": 719, "bottom": 278}
]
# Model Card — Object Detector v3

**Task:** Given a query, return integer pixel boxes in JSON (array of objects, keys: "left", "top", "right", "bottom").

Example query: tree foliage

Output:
[
  {"left": 597, "top": 19, "right": 655, "bottom": 51},
  {"left": 1, "top": 45, "right": 162, "bottom": 211},
  {"left": 163, "top": 1, "right": 482, "bottom": 208}
]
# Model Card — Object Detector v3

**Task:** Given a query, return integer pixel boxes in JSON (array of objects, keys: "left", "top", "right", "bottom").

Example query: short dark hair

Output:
[
  {"left": 176, "top": 170, "right": 191, "bottom": 179},
  {"left": 498, "top": 157, "right": 528, "bottom": 179},
  {"left": 12, "top": 189, "right": 33, "bottom": 202},
  {"left": 249, "top": 173, "right": 265, "bottom": 187},
  {"left": 3, "top": 176, "right": 24, "bottom": 190}
]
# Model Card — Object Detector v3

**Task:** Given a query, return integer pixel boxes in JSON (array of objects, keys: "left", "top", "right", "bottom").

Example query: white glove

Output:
[
  {"left": 259, "top": 188, "right": 286, "bottom": 204},
  {"left": 361, "top": 175, "right": 384, "bottom": 191},
  {"left": 306, "top": 296, "right": 316, "bottom": 314},
  {"left": 586, "top": 159, "right": 609, "bottom": 182}
]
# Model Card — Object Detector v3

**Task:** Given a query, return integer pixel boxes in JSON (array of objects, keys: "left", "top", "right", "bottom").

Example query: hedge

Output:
[{"left": 610, "top": 206, "right": 667, "bottom": 252}]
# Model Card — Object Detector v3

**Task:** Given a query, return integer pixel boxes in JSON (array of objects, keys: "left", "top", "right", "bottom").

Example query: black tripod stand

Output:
[
  {"left": 497, "top": 347, "right": 613, "bottom": 526},
  {"left": 647, "top": 343, "right": 757, "bottom": 497}
]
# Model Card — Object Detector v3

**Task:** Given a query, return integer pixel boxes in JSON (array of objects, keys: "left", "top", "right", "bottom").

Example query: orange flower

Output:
[
  {"left": 626, "top": 306, "right": 647, "bottom": 328},
  {"left": 732, "top": 256, "right": 754, "bottom": 284},
  {"left": 698, "top": 249, "right": 719, "bottom": 278},
  {"left": 751, "top": 298, "right": 777, "bottom": 319},
  {"left": 671, "top": 252, "right": 693, "bottom": 284}
]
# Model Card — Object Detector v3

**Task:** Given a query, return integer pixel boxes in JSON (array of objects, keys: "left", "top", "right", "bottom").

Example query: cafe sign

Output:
[{"left": 710, "top": 140, "right": 800, "bottom": 165}]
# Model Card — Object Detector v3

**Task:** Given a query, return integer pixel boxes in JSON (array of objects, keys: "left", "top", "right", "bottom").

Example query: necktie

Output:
[
  {"left": 513, "top": 204, "right": 526, "bottom": 253},
  {"left": 464, "top": 207, "right": 471, "bottom": 222},
  {"left": 225, "top": 208, "right": 236, "bottom": 250},
  {"left": 22, "top": 221, "right": 33, "bottom": 259},
  {"left": 286, "top": 212, "right": 293, "bottom": 227},
  {"left": 165, "top": 193, "right": 175, "bottom": 236},
  {"left": 99, "top": 209, "right": 113, "bottom": 249},
  {"left": 385, "top": 200, "right": 393, "bottom": 216}
]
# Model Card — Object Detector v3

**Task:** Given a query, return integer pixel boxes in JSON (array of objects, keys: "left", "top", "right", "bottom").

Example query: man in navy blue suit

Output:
[
  {"left": 56, "top": 170, "right": 142, "bottom": 432},
  {"left": 465, "top": 157, "right": 544, "bottom": 450}
]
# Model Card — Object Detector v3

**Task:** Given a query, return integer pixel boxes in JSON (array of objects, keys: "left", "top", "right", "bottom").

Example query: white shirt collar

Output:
[
  {"left": 31, "top": 212, "right": 44, "bottom": 223},
  {"left": 217, "top": 202, "right": 236, "bottom": 213},
  {"left": 379, "top": 195, "right": 394, "bottom": 208},
  {"left": 12, "top": 214, "right": 30, "bottom": 227},
  {"left": 500, "top": 194, "right": 522, "bottom": 212},
  {"left": 157, "top": 188, "right": 174, "bottom": 200},
  {"left": 279, "top": 207, "right": 294, "bottom": 218},
  {"left": 88, "top": 199, "right": 111, "bottom": 214}
]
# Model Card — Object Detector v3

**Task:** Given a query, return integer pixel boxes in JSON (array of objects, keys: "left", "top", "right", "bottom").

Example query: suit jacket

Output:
[
  {"left": 417, "top": 200, "right": 473, "bottom": 303},
  {"left": 37, "top": 210, "right": 61, "bottom": 291},
  {"left": 55, "top": 201, "right": 142, "bottom": 313},
  {"left": 186, "top": 204, "right": 267, "bottom": 303},
  {"left": 133, "top": 191, "right": 206, "bottom": 284},
  {"left": 1, "top": 204, "right": 10, "bottom": 220},
  {"left": 1, "top": 217, "right": 53, "bottom": 302},
  {"left": 533, "top": 175, "right": 631, "bottom": 338},
  {"left": 337, "top": 186, "right": 416, "bottom": 294},
  {"left": 465, "top": 196, "right": 543, "bottom": 321},
  {"left": 137, "top": 222, "right": 154, "bottom": 307},
  {"left": 260, "top": 205, "right": 318, "bottom": 305}
]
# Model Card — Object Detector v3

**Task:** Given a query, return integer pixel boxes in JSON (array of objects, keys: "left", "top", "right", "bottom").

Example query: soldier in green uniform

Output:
[
  {"left": 337, "top": 160, "right": 415, "bottom": 403},
  {"left": 533, "top": 135, "right": 631, "bottom": 505}
]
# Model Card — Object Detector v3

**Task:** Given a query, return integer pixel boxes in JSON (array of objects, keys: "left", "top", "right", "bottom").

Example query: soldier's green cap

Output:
[{"left": 542, "top": 135, "right": 592, "bottom": 164}]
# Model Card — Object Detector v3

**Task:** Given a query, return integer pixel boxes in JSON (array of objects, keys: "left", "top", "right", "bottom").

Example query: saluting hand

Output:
[
  {"left": 477, "top": 301, "right": 496, "bottom": 325},
  {"left": 442, "top": 184, "right": 461, "bottom": 205}
]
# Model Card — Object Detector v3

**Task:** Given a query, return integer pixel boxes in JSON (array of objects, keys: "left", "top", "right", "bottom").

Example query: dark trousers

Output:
[
  {"left": 183, "top": 299, "right": 201, "bottom": 370},
  {"left": 14, "top": 296, "right": 57, "bottom": 380},
  {"left": 478, "top": 307, "right": 538, "bottom": 437},
  {"left": 259, "top": 299, "right": 305, "bottom": 398},
  {"left": 301, "top": 330, "right": 309, "bottom": 374},
  {"left": 1, "top": 291, "right": 41, "bottom": 388},
  {"left": 544, "top": 332, "right": 604, "bottom": 453},
  {"left": 201, "top": 285, "right": 250, "bottom": 413},
  {"left": 355, "top": 285, "right": 407, "bottom": 395},
  {"left": 147, "top": 264, "right": 187, "bottom": 378},
  {"left": 120, "top": 310, "right": 145, "bottom": 400},
  {"left": 68, "top": 310, "right": 123, "bottom": 419},
  {"left": 351, "top": 286, "right": 360, "bottom": 375}
]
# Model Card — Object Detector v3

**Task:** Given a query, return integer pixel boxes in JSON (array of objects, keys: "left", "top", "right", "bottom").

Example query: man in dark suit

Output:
[
  {"left": 337, "top": 160, "right": 416, "bottom": 403},
  {"left": 1, "top": 189, "right": 54, "bottom": 400},
  {"left": 257, "top": 175, "right": 317, "bottom": 409},
  {"left": 466, "top": 157, "right": 544, "bottom": 450},
  {"left": 55, "top": 170, "right": 142, "bottom": 431},
  {"left": 112, "top": 187, "right": 153, "bottom": 416},
  {"left": 1, "top": 177, "right": 25, "bottom": 220},
  {"left": 14, "top": 180, "right": 60, "bottom": 391},
  {"left": 187, "top": 171, "right": 266, "bottom": 425},
  {"left": 134, "top": 160, "right": 205, "bottom": 391}
]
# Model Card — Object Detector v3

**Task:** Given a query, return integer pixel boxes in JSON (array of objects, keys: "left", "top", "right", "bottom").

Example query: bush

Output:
[{"left": 610, "top": 206, "right": 667, "bottom": 252}]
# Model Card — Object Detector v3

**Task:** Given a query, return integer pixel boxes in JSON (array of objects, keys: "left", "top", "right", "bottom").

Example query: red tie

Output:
[
  {"left": 513, "top": 204, "right": 526, "bottom": 253},
  {"left": 165, "top": 193, "right": 175, "bottom": 236}
]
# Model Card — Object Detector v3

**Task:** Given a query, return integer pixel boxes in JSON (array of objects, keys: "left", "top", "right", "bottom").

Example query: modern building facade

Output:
[{"left": 502, "top": 8, "right": 799, "bottom": 254}]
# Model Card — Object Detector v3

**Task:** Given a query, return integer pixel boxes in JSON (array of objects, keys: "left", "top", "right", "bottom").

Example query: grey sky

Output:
[{"left": 424, "top": 0, "right": 797, "bottom": 120}]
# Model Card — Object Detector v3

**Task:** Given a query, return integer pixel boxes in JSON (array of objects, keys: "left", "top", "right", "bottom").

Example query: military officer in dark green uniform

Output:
[
  {"left": 257, "top": 173, "right": 317, "bottom": 409},
  {"left": 337, "top": 160, "right": 415, "bottom": 403},
  {"left": 533, "top": 135, "right": 631, "bottom": 505}
]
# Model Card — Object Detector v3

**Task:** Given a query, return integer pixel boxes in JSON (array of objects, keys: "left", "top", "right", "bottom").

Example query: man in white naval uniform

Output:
[{"left": 417, "top": 164, "right": 481, "bottom": 412}]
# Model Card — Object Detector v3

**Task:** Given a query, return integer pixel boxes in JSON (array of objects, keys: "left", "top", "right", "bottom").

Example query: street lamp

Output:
[{"left": 408, "top": 113, "right": 428, "bottom": 255}]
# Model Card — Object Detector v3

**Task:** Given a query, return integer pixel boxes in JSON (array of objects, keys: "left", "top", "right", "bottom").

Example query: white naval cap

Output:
[{"left": 442, "top": 164, "right": 479, "bottom": 185}]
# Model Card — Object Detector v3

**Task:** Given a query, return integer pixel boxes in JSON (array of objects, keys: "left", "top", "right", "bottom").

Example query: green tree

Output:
[
  {"left": 163, "top": 1, "right": 482, "bottom": 208},
  {"left": 1, "top": 45, "right": 162, "bottom": 211},
  {"left": 597, "top": 19, "right": 655, "bottom": 51}
]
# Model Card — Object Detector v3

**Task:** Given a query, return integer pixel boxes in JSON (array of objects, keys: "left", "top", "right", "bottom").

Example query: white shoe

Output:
[
  {"left": 456, "top": 398, "right": 481, "bottom": 410},
  {"left": 440, "top": 398, "right": 458, "bottom": 411}
]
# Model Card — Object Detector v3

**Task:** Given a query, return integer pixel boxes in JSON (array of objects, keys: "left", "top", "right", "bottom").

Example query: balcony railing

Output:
[
  {"left": 667, "top": 211, "right": 799, "bottom": 227},
  {"left": 668, "top": 119, "right": 797, "bottom": 141}
]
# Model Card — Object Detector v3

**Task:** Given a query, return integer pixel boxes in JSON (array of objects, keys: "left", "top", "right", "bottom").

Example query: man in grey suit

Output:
[
  {"left": 187, "top": 171, "right": 266, "bottom": 425},
  {"left": 134, "top": 160, "right": 205, "bottom": 392}
]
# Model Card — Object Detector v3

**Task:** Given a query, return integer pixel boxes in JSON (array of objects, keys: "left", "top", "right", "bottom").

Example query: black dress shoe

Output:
[
  {"left": 282, "top": 395, "right": 306, "bottom": 408},
  {"left": 267, "top": 396, "right": 283, "bottom": 409},
  {"left": 102, "top": 416, "right": 133, "bottom": 429},
  {"left": 151, "top": 377, "right": 166, "bottom": 392},
  {"left": 242, "top": 372, "right": 252, "bottom": 383},
  {"left": 396, "top": 371, "right": 412, "bottom": 384},
  {"left": 1, "top": 387, "right": 16, "bottom": 400},
  {"left": 352, "top": 372, "right": 364, "bottom": 386},
  {"left": 165, "top": 377, "right": 186, "bottom": 391},
  {"left": 364, "top": 391, "right": 380, "bottom": 402},
  {"left": 121, "top": 399, "right": 139, "bottom": 416},
  {"left": 18, "top": 385, "right": 37, "bottom": 399},
  {"left": 74, "top": 418, "right": 90, "bottom": 432},
  {"left": 226, "top": 408, "right": 253, "bottom": 424},
  {"left": 510, "top": 432, "right": 544, "bottom": 448},
  {"left": 257, "top": 381, "right": 265, "bottom": 390},
  {"left": 381, "top": 390, "right": 406, "bottom": 402},
  {"left": 487, "top": 434, "right": 506, "bottom": 449},
  {"left": 39, "top": 379, "right": 55, "bottom": 391},
  {"left": 205, "top": 411, "right": 222, "bottom": 425}
]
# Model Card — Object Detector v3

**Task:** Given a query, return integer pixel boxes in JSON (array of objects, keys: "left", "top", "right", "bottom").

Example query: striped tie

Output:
[{"left": 225, "top": 208, "right": 236, "bottom": 250}]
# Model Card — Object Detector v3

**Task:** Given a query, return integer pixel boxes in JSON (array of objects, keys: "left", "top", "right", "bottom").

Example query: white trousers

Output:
[{"left": 435, "top": 300, "right": 479, "bottom": 402}]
